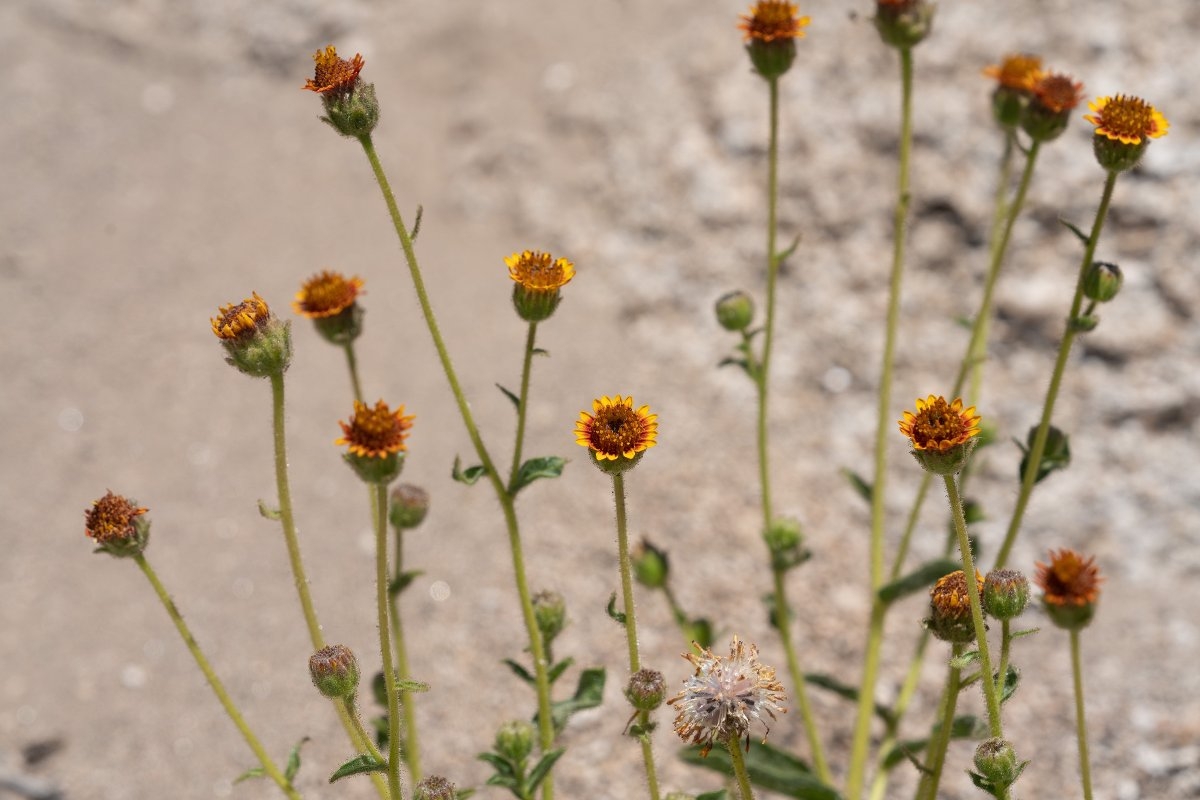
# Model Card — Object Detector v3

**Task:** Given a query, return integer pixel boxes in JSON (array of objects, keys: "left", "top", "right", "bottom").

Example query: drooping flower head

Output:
[
  {"left": 738, "top": 2, "right": 810, "bottom": 80},
  {"left": 898, "top": 395, "right": 981, "bottom": 475},
  {"left": 337, "top": 400, "right": 415, "bottom": 484},
  {"left": 211, "top": 292, "right": 292, "bottom": 377},
  {"left": 506, "top": 250, "right": 575, "bottom": 321},
  {"left": 302, "top": 45, "right": 379, "bottom": 138},
  {"left": 294, "top": 271, "right": 365, "bottom": 344},
  {"left": 575, "top": 395, "right": 658, "bottom": 474},
  {"left": 668, "top": 636, "right": 787, "bottom": 756},
  {"left": 1036, "top": 548, "right": 1103, "bottom": 630},
  {"left": 926, "top": 569, "right": 984, "bottom": 643},
  {"left": 85, "top": 491, "right": 151, "bottom": 558},
  {"left": 1084, "top": 95, "right": 1168, "bottom": 172}
]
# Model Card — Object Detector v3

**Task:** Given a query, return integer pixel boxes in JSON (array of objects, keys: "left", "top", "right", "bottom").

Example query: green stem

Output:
[
  {"left": 270, "top": 373, "right": 385, "bottom": 795},
  {"left": 508, "top": 322, "right": 539, "bottom": 491},
  {"left": 846, "top": 46, "right": 914, "bottom": 800},
  {"left": 344, "top": 341, "right": 364, "bottom": 403},
  {"left": 993, "top": 170, "right": 1119, "bottom": 570},
  {"left": 997, "top": 619, "right": 1012, "bottom": 703},
  {"left": 133, "top": 554, "right": 300, "bottom": 800},
  {"left": 358, "top": 134, "right": 556, "bottom": 798},
  {"left": 342, "top": 696, "right": 387, "bottom": 765},
  {"left": 373, "top": 484, "right": 405, "bottom": 800},
  {"left": 727, "top": 739, "right": 756, "bottom": 800},
  {"left": 867, "top": 629, "right": 932, "bottom": 800},
  {"left": 771, "top": 570, "right": 830, "bottom": 783},
  {"left": 1071, "top": 630, "right": 1095, "bottom": 800},
  {"left": 612, "top": 474, "right": 661, "bottom": 800},
  {"left": 389, "top": 527, "right": 422, "bottom": 782},
  {"left": 943, "top": 475, "right": 1003, "bottom": 739},
  {"left": 913, "top": 644, "right": 963, "bottom": 800},
  {"left": 756, "top": 76, "right": 780, "bottom": 526}
]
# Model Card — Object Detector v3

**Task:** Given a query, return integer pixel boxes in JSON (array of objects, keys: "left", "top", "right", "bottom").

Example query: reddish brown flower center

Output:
[
  {"left": 739, "top": 1, "right": 806, "bottom": 42},
  {"left": 85, "top": 492, "right": 147, "bottom": 544},
  {"left": 1033, "top": 73, "right": 1083, "bottom": 113},
  {"left": 1093, "top": 95, "right": 1157, "bottom": 140},
  {"left": 294, "top": 271, "right": 363, "bottom": 318},
  {"left": 507, "top": 251, "right": 575, "bottom": 291},
  {"left": 1037, "top": 549, "right": 1101, "bottom": 607},
  {"left": 212, "top": 292, "right": 272, "bottom": 341},
  {"left": 930, "top": 570, "right": 981, "bottom": 620},
  {"left": 988, "top": 54, "right": 1043, "bottom": 90},
  {"left": 911, "top": 399, "right": 967, "bottom": 448},
  {"left": 339, "top": 401, "right": 412, "bottom": 458},
  {"left": 304, "top": 46, "right": 365, "bottom": 94},
  {"left": 589, "top": 404, "right": 646, "bottom": 456}
]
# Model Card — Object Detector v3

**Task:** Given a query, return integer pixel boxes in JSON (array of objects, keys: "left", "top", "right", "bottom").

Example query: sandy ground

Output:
[{"left": 2, "top": 1, "right": 1198, "bottom": 799}]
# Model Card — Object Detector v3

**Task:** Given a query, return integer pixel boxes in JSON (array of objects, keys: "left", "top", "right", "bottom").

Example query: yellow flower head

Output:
[
  {"left": 211, "top": 291, "right": 272, "bottom": 341},
  {"left": 898, "top": 395, "right": 981, "bottom": 452},
  {"left": 738, "top": 1, "right": 810, "bottom": 42},
  {"left": 506, "top": 250, "right": 575, "bottom": 292},
  {"left": 337, "top": 400, "right": 415, "bottom": 459},
  {"left": 85, "top": 491, "right": 148, "bottom": 546},
  {"left": 1084, "top": 95, "right": 1169, "bottom": 145},
  {"left": 303, "top": 45, "right": 365, "bottom": 94},
  {"left": 668, "top": 636, "right": 787, "bottom": 756},
  {"left": 293, "top": 271, "right": 365, "bottom": 319},
  {"left": 1036, "top": 549, "right": 1102, "bottom": 608},
  {"left": 1031, "top": 72, "right": 1084, "bottom": 114},
  {"left": 983, "top": 54, "right": 1043, "bottom": 92},
  {"left": 575, "top": 395, "right": 658, "bottom": 463}
]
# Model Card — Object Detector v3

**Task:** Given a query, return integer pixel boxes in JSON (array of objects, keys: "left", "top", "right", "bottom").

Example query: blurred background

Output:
[{"left": 2, "top": 1, "right": 1197, "bottom": 798}]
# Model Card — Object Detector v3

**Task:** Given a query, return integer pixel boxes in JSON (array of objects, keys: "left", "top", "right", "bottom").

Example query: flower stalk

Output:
[
  {"left": 1071, "top": 629, "right": 1095, "bottom": 800},
  {"left": 374, "top": 484, "right": 406, "bottom": 800}
]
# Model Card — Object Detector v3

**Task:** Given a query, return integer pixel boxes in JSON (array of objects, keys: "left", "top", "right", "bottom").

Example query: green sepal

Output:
[
  {"left": 388, "top": 569, "right": 424, "bottom": 597},
  {"left": 841, "top": 468, "right": 873, "bottom": 504},
  {"left": 452, "top": 456, "right": 488, "bottom": 486},
  {"left": 257, "top": 500, "right": 282, "bottom": 520},
  {"left": 804, "top": 673, "right": 896, "bottom": 730},
  {"left": 496, "top": 383, "right": 521, "bottom": 410},
  {"left": 680, "top": 741, "right": 842, "bottom": 799},
  {"left": 544, "top": 668, "right": 606, "bottom": 732},
  {"left": 882, "top": 715, "right": 987, "bottom": 770},
  {"left": 511, "top": 456, "right": 566, "bottom": 495},
  {"left": 877, "top": 558, "right": 960, "bottom": 606},
  {"left": 606, "top": 592, "right": 627, "bottom": 624},
  {"left": 328, "top": 753, "right": 387, "bottom": 783}
]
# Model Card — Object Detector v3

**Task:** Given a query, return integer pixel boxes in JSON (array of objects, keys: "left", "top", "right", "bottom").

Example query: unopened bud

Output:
[
  {"left": 532, "top": 590, "right": 567, "bottom": 646},
  {"left": 625, "top": 668, "right": 667, "bottom": 712},
  {"left": 926, "top": 570, "right": 983, "bottom": 644},
  {"left": 309, "top": 644, "right": 359, "bottom": 699},
  {"left": 974, "top": 737, "right": 1025, "bottom": 790},
  {"left": 874, "top": 0, "right": 935, "bottom": 50},
  {"left": 715, "top": 290, "right": 755, "bottom": 332},
  {"left": 764, "top": 517, "right": 809, "bottom": 572},
  {"left": 211, "top": 292, "right": 293, "bottom": 378},
  {"left": 494, "top": 720, "right": 534, "bottom": 764},
  {"left": 983, "top": 569, "right": 1030, "bottom": 621},
  {"left": 389, "top": 484, "right": 431, "bottom": 530},
  {"left": 1083, "top": 261, "right": 1123, "bottom": 303}
]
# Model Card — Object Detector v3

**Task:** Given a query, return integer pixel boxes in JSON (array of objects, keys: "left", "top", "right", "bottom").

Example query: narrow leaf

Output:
[
  {"left": 804, "top": 672, "right": 896, "bottom": 729},
  {"left": 548, "top": 657, "right": 575, "bottom": 684},
  {"left": 285, "top": 737, "right": 310, "bottom": 782},
  {"left": 883, "top": 715, "right": 986, "bottom": 770},
  {"left": 476, "top": 752, "right": 517, "bottom": 781},
  {"left": 496, "top": 383, "right": 521, "bottom": 410},
  {"left": 396, "top": 678, "right": 430, "bottom": 693},
  {"left": 532, "top": 347, "right": 549, "bottom": 357},
  {"left": 606, "top": 592, "right": 627, "bottom": 624},
  {"left": 1000, "top": 665, "right": 1020, "bottom": 704},
  {"left": 512, "top": 456, "right": 566, "bottom": 495},
  {"left": 950, "top": 650, "right": 980, "bottom": 669},
  {"left": 697, "top": 792, "right": 730, "bottom": 800},
  {"left": 257, "top": 500, "right": 282, "bottom": 520},
  {"left": 234, "top": 767, "right": 265, "bottom": 784},
  {"left": 877, "top": 559, "right": 960, "bottom": 605},
  {"left": 1011, "top": 627, "right": 1040, "bottom": 639},
  {"left": 680, "top": 742, "right": 840, "bottom": 799},
  {"left": 546, "top": 668, "right": 606, "bottom": 731},
  {"left": 840, "top": 468, "right": 873, "bottom": 504},
  {"left": 410, "top": 205, "right": 424, "bottom": 240},
  {"left": 329, "top": 754, "right": 386, "bottom": 783},
  {"left": 527, "top": 748, "right": 568, "bottom": 792},
  {"left": 452, "top": 456, "right": 487, "bottom": 486},
  {"left": 502, "top": 658, "right": 535, "bottom": 685},
  {"left": 388, "top": 570, "right": 424, "bottom": 597},
  {"left": 1059, "top": 217, "right": 1090, "bottom": 244}
]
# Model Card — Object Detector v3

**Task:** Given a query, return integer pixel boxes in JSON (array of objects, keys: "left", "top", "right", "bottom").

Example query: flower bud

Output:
[
  {"left": 764, "top": 517, "right": 810, "bottom": 572},
  {"left": 737, "top": 2, "right": 809, "bottom": 81},
  {"left": 309, "top": 644, "right": 360, "bottom": 699},
  {"left": 974, "top": 738, "right": 1025, "bottom": 790},
  {"left": 84, "top": 491, "right": 151, "bottom": 558},
  {"left": 874, "top": 0, "right": 934, "bottom": 50},
  {"left": 715, "top": 290, "right": 755, "bottom": 332},
  {"left": 303, "top": 46, "right": 379, "bottom": 138},
  {"left": 1083, "top": 261, "right": 1123, "bottom": 303},
  {"left": 625, "top": 668, "right": 667, "bottom": 712},
  {"left": 532, "top": 590, "right": 567, "bottom": 646},
  {"left": 983, "top": 55, "right": 1042, "bottom": 130},
  {"left": 926, "top": 570, "right": 983, "bottom": 644},
  {"left": 983, "top": 569, "right": 1029, "bottom": 621},
  {"left": 211, "top": 292, "right": 293, "bottom": 378},
  {"left": 494, "top": 720, "right": 534, "bottom": 765},
  {"left": 633, "top": 540, "right": 670, "bottom": 589},
  {"left": 389, "top": 484, "right": 431, "bottom": 530},
  {"left": 414, "top": 776, "right": 455, "bottom": 800},
  {"left": 1020, "top": 73, "right": 1083, "bottom": 143}
]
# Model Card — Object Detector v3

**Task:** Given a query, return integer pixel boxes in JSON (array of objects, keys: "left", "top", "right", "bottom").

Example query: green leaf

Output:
[
  {"left": 841, "top": 468, "right": 873, "bottom": 504},
  {"left": 950, "top": 650, "right": 980, "bottom": 670},
  {"left": 1000, "top": 664, "right": 1020, "bottom": 704},
  {"left": 496, "top": 383, "right": 521, "bottom": 410},
  {"left": 477, "top": 752, "right": 517, "bottom": 783},
  {"left": 775, "top": 234, "right": 802, "bottom": 265},
  {"left": 718, "top": 356, "right": 753, "bottom": 378},
  {"left": 877, "top": 559, "right": 960, "bottom": 606},
  {"left": 697, "top": 792, "right": 730, "bottom": 800},
  {"left": 329, "top": 754, "right": 387, "bottom": 783},
  {"left": 606, "top": 592, "right": 627, "bottom": 625},
  {"left": 680, "top": 742, "right": 841, "bottom": 799},
  {"left": 804, "top": 673, "right": 896, "bottom": 729},
  {"left": 547, "top": 657, "right": 575, "bottom": 685},
  {"left": 257, "top": 500, "right": 282, "bottom": 520},
  {"left": 285, "top": 737, "right": 309, "bottom": 782},
  {"left": 511, "top": 456, "right": 566, "bottom": 495},
  {"left": 410, "top": 205, "right": 424, "bottom": 240},
  {"left": 388, "top": 570, "right": 424, "bottom": 597},
  {"left": 452, "top": 456, "right": 487, "bottom": 486},
  {"left": 502, "top": 658, "right": 535, "bottom": 686},
  {"left": 234, "top": 767, "right": 266, "bottom": 784},
  {"left": 547, "top": 668, "right": 606, "bottom": 731},
  {"left": 1011, "top": 627, "right": 1040, "bottom": 639},
  {"left": 968, "top": 770, "right": 995, "bottom": 793},
  {"left": 532, "top": 347, "right": 549, "bottom": 357},
  {"left": 396, "top": 678, "right": 430, "bottom": 693},
  {"left": 527, "top": 748, "right": 567, "bottom": 793},
  {"left": 883, "top": 715, "right": 986, "bottom": 770},
  {"left": 454, "top": 790, "right": 476, "bottom": 799},
  {"left": 1059, "top": 217, "right": 1090, "bottom": 245}
]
